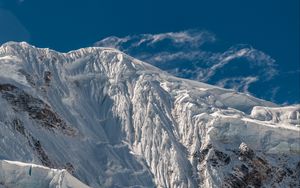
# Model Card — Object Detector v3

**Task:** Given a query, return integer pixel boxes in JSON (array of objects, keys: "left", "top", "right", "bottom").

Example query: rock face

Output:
[{"left": 0, "top": 42, "right": 299, "bottom": 188}]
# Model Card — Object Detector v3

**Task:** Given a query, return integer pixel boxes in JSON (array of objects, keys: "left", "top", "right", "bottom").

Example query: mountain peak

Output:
[{"left": 0, "top": 42, "right": 299, "bottom": 187}]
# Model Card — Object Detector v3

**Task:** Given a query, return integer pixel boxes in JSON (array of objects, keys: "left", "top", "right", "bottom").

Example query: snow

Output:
[
  {"left": 251, "top": 105, "right": 300, "bottom": 126},
  {"left": 0, "top": 160, "right": 90, "bottom": 188},
  {"left": 0, "top": 41, "right": 299, "bottom": 187}
]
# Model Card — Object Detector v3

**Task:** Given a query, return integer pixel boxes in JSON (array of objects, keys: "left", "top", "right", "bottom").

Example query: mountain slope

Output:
[
  {"left": 0, "top": 42, "right": 299, "bottom": 187},
  {"left": 0, "top": 160, "right": 90, "bottom": 188}
]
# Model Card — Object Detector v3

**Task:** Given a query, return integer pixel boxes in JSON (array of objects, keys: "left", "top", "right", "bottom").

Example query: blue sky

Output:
[{"left": 0, "top": 0, "right": 299, "bottom": 104}]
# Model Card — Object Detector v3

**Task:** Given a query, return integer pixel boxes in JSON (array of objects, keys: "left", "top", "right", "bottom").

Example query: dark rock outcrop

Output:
[{"left": 0, "top": 83, "right": 76, "bottom": 136}]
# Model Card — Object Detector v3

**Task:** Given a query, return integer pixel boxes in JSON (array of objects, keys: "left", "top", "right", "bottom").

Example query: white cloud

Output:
[
  {"left": 95, "top": 29, "right": 216, "bottom": 50},
  {"left": 95, "top": 36, "right": 130, "bottom": 49},
  {"left": 143, "top": 51, "right": 205, "bottom": 63},
  {"left": 201, "top": 46, "right": 277, "bottom": 82},
  {"left": 145, "top": 30, "right": 216, "bottom": 48},
  {"left": 270, "top": 87, "right": 280, "bottom": 102},
  {"left": 94, "top": 30, "right": 278, "bottom": 98},
  {"left": 216, "top": 76, "right": 259, "bottom": 93}
]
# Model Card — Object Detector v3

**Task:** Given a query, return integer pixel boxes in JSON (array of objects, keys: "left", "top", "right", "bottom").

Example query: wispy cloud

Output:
[
  {"left": 202, "top": 45, "right": 277, "bottom": 82},
  {"left": 94, "top": 29, "right": 279, "bottom": 100},
  {"left": 142, "top": 30, "right": 216, "bottom": 48},
  {"left": 216, "top": 76, "right": 259, "bottom": 93},
  {"left": 285, "top": 69, "right": 300, "bottom": 74},
  {"left": 270, "top": 86, "right": 280, "bottom": 102},
  {"left": 95, "top": 29, "right": 215, "bottom": 51}
]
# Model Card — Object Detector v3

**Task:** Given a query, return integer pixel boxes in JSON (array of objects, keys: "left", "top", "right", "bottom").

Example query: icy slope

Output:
[
  {"left": 0, "top": 42, "right": 299, "bottom": 187},
  {"left": 0, "top": 160, "right": 90, "bottom": 188}
]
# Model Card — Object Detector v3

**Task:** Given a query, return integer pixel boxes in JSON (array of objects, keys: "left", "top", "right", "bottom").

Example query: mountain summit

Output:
[{"left": 0, "top": 42, "right": 299, "bottom": 187}]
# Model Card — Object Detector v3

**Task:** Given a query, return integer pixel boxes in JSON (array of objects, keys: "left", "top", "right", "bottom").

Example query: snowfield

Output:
[
  {"left": 0, "top": 42, "right": 299, "bottom": 187},
  {"left": 0, "top": 160, "right": 90, "bottom": 188}
]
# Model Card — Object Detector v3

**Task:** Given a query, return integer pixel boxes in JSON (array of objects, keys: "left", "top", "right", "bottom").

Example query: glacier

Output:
[{"left": 0, "top": 42, "right": 299, "bottom": 187}]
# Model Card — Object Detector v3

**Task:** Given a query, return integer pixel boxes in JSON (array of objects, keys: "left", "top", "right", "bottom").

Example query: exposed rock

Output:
[
  {"left": 239, "top": 142, "right": 255, "bottom": 160},
  {"left": 223, "top": 144, "right": 300, "bottom": 188},
  {"left": 18, "top": 69, "right": 36, "bottom": 87},
  {"left": 30, "top": 136, "right": 53, "bottom": 168},
  {"left": 0, "top": 83, "right": 76, "bottom": 136},
  {"left": 198, "top": 144, "right": 212, "bottom": 163},
  {"left": 215, "top": 150, "right": 231, "bottom": 165},
  {"left": 11, "top": 118, "right": 25, "bottom": 136},
  {"left": 65, "top": 162, "right": 75, "bottom": 174},
  {"left": 209, "top": 149, "right": 231, "bottom": 167},
  {"left": 44, "top": 71, "right": 52, "bottom": 86}
]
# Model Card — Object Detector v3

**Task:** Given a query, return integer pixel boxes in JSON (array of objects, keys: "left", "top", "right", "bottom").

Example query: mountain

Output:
[{"left": 0, "top": 42, "right": 299, "bottom": 187}]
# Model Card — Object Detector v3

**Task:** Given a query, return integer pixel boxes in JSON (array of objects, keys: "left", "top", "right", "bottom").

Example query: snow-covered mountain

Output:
[{"left": 0, "top": 42, "right": 299, "bottom": 187}]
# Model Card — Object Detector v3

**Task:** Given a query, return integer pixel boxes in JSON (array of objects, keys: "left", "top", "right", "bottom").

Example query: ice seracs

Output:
[
  {"left": 251, "top": 105, "right": 300, "bottom": 126},
  {"left": 0, "top": 42, "right": 299, "bottom": 187}
]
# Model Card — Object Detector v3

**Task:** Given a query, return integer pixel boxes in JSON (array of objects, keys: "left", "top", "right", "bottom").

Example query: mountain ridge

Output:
[{"left": 0, "top": 41, "right": 299, "bottom": 188}]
